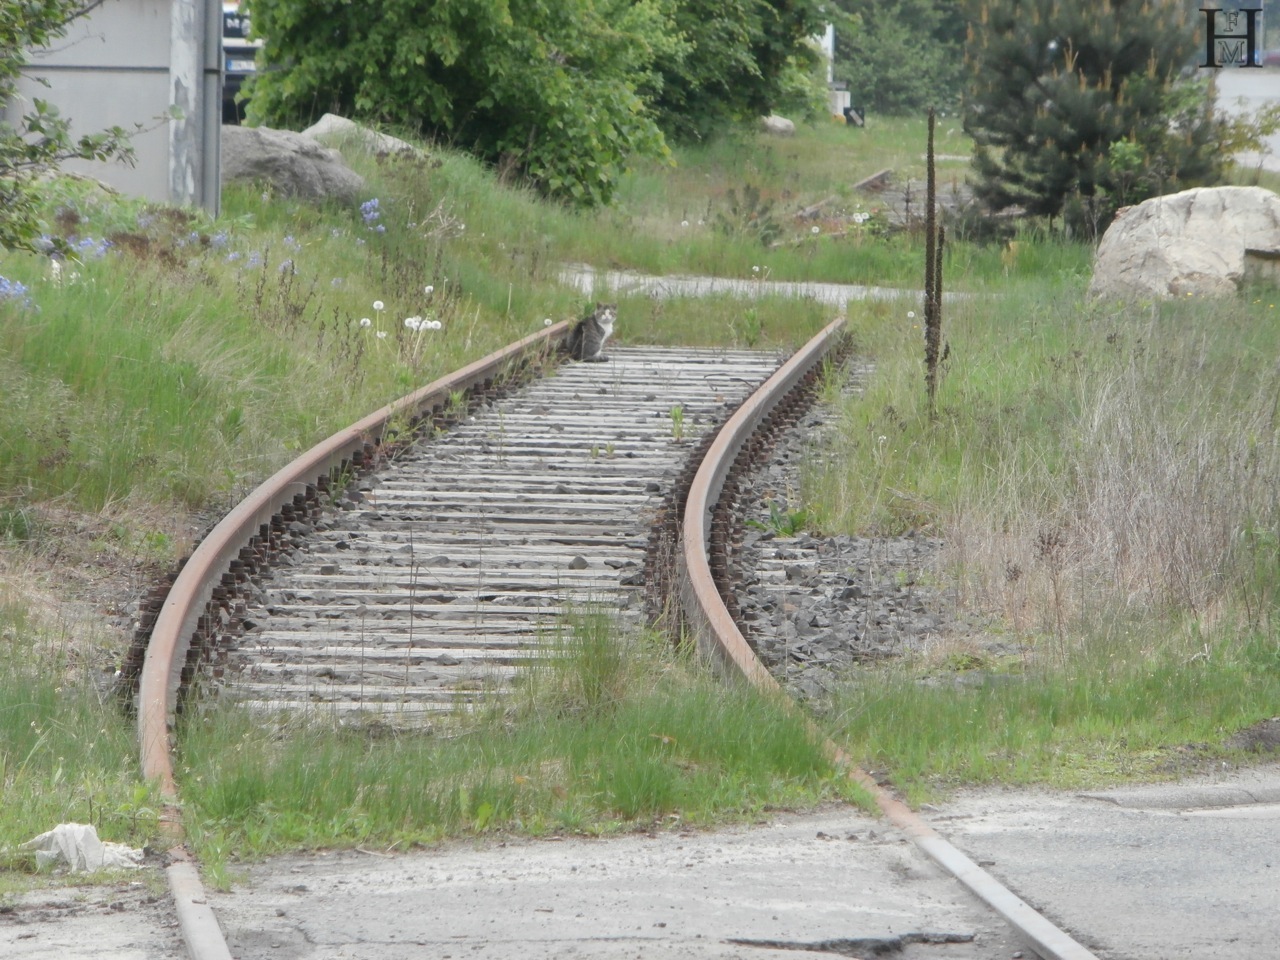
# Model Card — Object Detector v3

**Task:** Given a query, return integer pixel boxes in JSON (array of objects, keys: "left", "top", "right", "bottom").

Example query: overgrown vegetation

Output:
[
  {"left": 244, "top": 0, "right": 831, "bottom": 205},
  {"left": 180, "top": 612, "right": 859, "bottom": 880},
  {"left": 0, "top": 597, "right": 162, "bottom": 866},
  {"left": 808, "top": 279, "right": 1280, "bottom": 798},
  {"left": 1, "top": 98, "right": 1277, "bottom": 874}
]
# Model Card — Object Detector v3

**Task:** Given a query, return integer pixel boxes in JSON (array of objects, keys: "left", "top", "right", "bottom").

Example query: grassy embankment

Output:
[
  {"left": 2, "top": 118, "right": 932, "bottom": 872},
  {"left": 1, "top": 113, "right": 1276, "bottom": 872}
]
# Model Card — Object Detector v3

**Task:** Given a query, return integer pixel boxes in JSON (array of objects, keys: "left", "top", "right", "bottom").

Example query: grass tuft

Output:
[{"left": 178, "top": 615, "right": 858, "bottom": 881}]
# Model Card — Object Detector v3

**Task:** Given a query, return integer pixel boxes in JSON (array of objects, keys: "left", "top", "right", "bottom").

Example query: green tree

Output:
[
  {"left": 244, "top": 0, "right": 679, "bottom": 207},
  {"left": 645, "top": 0, "right": 830, "bottom": 141},
  {"left": 963, "top": 0, "right": 1223, "bottom": 235},
  {"left": 1, "top": 2, "right": 135, "bottom": 253},
  {"left": 832, "top": 0, "right": 966, "bottom": 115},
  {"left": 245, "top": 0, "right": 832, "bottom": 198}
]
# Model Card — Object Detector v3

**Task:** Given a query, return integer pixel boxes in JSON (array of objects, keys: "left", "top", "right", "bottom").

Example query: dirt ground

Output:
[{"left": 0, "top": 872, "right": 184, "bottom": 960}]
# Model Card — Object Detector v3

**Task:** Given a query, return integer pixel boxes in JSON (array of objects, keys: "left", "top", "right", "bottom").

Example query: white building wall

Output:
[{"left": 5, "top": 0, "right": 220, "bottom": 213}]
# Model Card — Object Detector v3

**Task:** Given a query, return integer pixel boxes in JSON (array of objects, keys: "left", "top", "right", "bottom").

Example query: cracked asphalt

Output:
[
  {"left": 210, "top": 804, "right": 1030, "bottom": 960},
  {"left": 204, "top": 761, "right": 1280, "bottom": 960}
]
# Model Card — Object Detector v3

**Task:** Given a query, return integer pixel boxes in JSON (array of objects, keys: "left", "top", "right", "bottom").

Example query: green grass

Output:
[
  {"left": 2, "top": 108, "right": 1278, "bottom": 858},
  {"left": 0, "top": 599, "right": 161, "bottom": 873},
  {"left": 827, "top": 623, "right": 1280, "bottom": 806},
  {"left": 179, "top": 612, "right": 864, "bottom": 882},
  {"left": 804, "top": 250, "right": 1280, "bottom": 800}
]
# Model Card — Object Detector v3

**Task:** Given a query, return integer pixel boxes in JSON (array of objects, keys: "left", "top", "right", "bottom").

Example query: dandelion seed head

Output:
[
  {"left": 907, "top": 311, "right": 916, "bottom": 319},
  {"left": 373, "top": 300, "right": 384, "bottom": 312},
  {"left": 360, "top": 317, "right": 372, "bottom": 328},
  {"left": 424, "top": 285, "right": 434, "bottom": 295},
  {"left": 376, "top": 330, "right": 387, "bottom": 339},
  {"left": 811, "top": 226, "right": 820, "bottom": 235}
]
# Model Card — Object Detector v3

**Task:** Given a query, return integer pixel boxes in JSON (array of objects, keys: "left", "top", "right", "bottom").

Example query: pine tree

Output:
[{"left": 963, "top": 0, "right": 1223, "bottom": 235}]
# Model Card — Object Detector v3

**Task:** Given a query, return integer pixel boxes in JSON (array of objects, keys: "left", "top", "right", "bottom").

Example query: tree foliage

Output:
[
  {"left": 1, "top": 1, "right": 135, "bottom": 253},
  {"left": 831, "top": 0, "right": 966, "bottom": 115},
  {"left": 243, "top": 0, "right": 828, "bottom": 204},
  {"left": 963, "top": 0, "right": 1224, "bottom": 235},
  {"left": 646, "top": 0, "right": 829, "bottom": 141}
]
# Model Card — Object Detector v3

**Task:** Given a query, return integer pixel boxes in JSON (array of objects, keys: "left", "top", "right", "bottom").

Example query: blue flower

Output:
[{"left": 0, "top": 275, "right": 35, "bottom": 309}]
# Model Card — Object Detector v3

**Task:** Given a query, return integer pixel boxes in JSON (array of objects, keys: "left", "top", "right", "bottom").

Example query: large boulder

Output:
[
  {"left": 760, "top": 114, "right": 796, "bottom": 137},
  {"left": 1088, "top": 186, "right": 1280, "bottom": 300},
  {"left": 300, "top": 113, "right": 425, "bottom": 160},
  {"left": 221, "top": 125, "right": 365, "bottom": 204}
]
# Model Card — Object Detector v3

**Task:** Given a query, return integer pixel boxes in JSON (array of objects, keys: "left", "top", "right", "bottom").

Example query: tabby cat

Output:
[{"left": 565, "top": 302, "right": 616, "bottom": 362}]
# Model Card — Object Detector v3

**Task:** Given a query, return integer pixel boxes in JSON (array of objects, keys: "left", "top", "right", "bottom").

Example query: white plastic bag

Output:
[{"left": 20, "top": 822, "right": 143, "bottom": 873}]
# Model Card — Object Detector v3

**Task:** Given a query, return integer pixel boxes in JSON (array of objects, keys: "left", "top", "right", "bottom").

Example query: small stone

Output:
[
  {"left": 319, "top": 563, "right": 338, "bottom": 575},
  {"left": 567, "top": 555, "right": 589, "bottom": 570}
]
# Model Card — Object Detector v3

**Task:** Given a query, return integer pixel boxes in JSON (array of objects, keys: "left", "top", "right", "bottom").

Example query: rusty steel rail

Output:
[
  {"left": 676, "top": 317, "right": 1101, "bottom": 960},
  {"left": 136, "top": 323, "right": 567, "bottom": 960}
]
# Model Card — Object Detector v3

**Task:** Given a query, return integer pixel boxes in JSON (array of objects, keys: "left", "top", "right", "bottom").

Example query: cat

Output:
[{"left": 565, "top": 302, "right": 616, "bottom": 362}]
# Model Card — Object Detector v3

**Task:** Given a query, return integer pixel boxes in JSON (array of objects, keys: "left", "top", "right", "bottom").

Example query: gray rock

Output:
[
  {"left": 222, "top": 124, "right": 365, "bottom": 204},
  {"left": 760, "top": 114, "right": 796, "bottom": 137},
  {"left": 1088, "top": 186, "right": 1280, "bottom": 300},
  {"left": 301, "top": 113, "right": 425, "bottom": 159}
]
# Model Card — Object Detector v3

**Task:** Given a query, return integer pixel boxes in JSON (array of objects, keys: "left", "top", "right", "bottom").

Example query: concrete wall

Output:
[{"left": 5, "top": 0, "right": 221, "bottom": 214}]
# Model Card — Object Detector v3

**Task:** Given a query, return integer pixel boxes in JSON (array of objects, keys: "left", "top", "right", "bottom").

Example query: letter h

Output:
[{"left": 1200, "top": 8, "right": 1262, "bottom": 68}]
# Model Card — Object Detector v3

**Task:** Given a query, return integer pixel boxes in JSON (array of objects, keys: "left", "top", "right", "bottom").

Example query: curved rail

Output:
[
  {"left": 677, "top": 317, "right": 1102, "bottom": 960},
  {"left": 137, "top": 322, "right": 568, "bottom": 960}
]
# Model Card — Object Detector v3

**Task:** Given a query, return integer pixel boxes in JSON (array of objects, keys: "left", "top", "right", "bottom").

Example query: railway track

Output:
[
  {"left": 211, "top": 345, "right": 784, "bottom": 721},
  {"left": 130, "top": 319, "right": 1097, "bottom": 960}
]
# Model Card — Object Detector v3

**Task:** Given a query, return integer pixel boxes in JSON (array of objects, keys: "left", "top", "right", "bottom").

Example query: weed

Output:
[
  {"left": 178, "top": 614, "right": 851, "bottom": 870},
  {"left": 715, "top": 184, "right": 783, "bottom": 247},
  {"left": 669, "top": 404, "right": 685, "bottom": 442},
  {"left": 747, "top": 500, "right": 811, "bottom": 537}
]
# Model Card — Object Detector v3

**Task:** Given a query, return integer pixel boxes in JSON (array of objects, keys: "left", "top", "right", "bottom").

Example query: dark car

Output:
[{"left": 222, "top": 2, "right": 260, "bottom": 124}]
